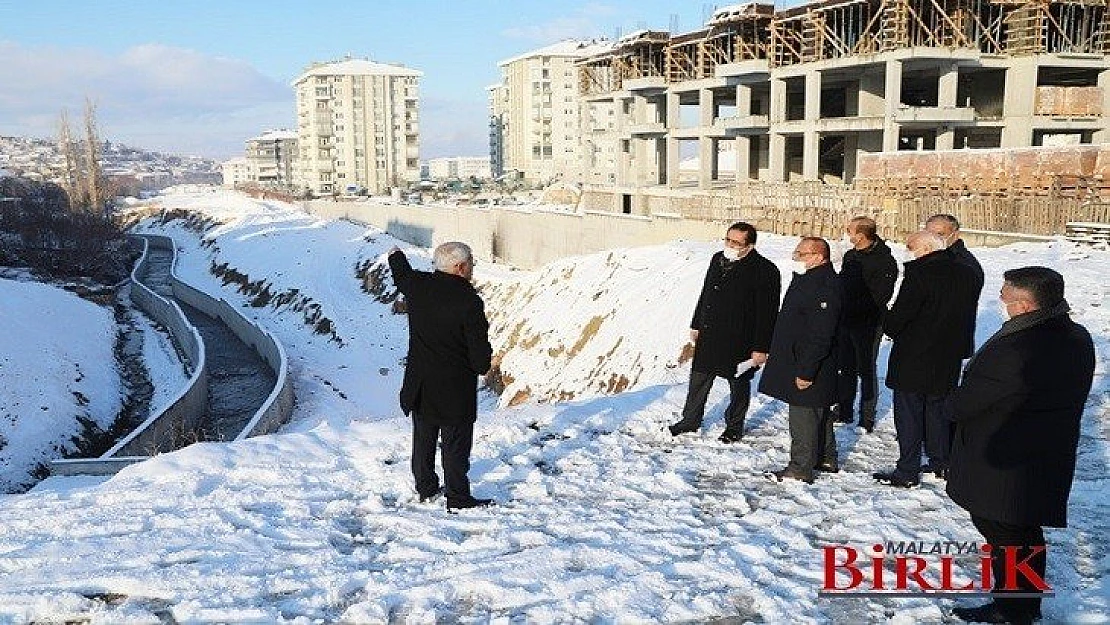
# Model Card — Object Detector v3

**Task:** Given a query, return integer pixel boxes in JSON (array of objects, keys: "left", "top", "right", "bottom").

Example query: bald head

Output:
[{"left": 906, "top": 231, "right": 946, "bottom": 259}]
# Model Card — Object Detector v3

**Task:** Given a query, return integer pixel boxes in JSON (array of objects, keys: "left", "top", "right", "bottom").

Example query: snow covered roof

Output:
[
  {"left": 499, "top": 39, "right": 613, "bottom": 66},
  {"left": 708, "top": 3, "right": 772, "bottom": 25},
  {"left": 248, "top": 129, "right": 298, "bottom": 142},
  {"left": 294, "top": 58, "right": 423, "bottom": 84}
]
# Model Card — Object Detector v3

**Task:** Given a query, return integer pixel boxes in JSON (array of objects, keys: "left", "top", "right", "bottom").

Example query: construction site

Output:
[{"left": 574, "top": 0, "right": 1109, "bottom": 239}]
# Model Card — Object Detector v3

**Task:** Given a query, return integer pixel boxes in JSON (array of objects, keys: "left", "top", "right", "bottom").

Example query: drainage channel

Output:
[{"left": 138, "top": 247, "right": 276, "bottom": 441}]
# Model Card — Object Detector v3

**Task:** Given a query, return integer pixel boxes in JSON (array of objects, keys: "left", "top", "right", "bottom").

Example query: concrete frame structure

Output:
[
  {"left": 245, "top": 129, "right": 298, "bottom": 189},
  {"left": 490, "top": 40, "right": 612, "bottom": 186},
  {"left": 578, "top": 0, "right": 1109, "bottom": 191},
  {"left": 293, "top": 58, "right": 422, "bottom": 196}
]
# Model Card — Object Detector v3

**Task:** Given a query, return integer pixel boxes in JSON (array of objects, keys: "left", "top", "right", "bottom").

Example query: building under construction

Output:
[{"left": 577, "top": 0, "right": 1109, "bottom": 189}]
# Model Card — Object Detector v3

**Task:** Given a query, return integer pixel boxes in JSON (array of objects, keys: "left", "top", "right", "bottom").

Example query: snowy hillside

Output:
[
  {"left": 0, "top": 277, "right": 121, "bottom": 492},
  {"left": 0, "top": 187, "right": 1104, "bottom": 622}
]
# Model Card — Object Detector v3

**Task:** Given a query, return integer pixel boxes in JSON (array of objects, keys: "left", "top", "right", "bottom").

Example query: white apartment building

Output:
[
  {"left": 427, "top": 156, "right": 491, "bottom": 181},
  {"left": 293, "top": 58, "right": 422, "bottom": 196},
  {"left": 246, "top": 129, "right": 297, "bottom": 188},
  {"left": 220, "top": 157, "right": 252, "bottom": 187},
  {"left": 490, "top": 40, "right": 611, "bottom": 186}
]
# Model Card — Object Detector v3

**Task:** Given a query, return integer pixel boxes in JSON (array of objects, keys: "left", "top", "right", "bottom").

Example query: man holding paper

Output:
[{"left": 669, "top": 222, "right": 781, "bottom": 443}]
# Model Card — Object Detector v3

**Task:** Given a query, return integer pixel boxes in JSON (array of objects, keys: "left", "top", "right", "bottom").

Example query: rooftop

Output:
[{"left": 293, "top": 58, "right": 423, "bottom": 84}]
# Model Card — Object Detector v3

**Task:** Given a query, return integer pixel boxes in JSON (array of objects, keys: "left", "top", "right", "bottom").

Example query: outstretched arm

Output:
[{"left": 387, "top": 248, "right": 415, "bottom": 295}]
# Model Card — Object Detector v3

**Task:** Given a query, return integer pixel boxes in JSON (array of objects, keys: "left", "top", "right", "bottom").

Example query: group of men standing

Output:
[
  {"left": 670, "top": 214, "right": 987, "bottom": 489},
  {"left": 667, "top": 216, "right": 1094, "bottom": 624},
  {"left": 388, "top": 217, "right": 1094, "bottom": 624}
]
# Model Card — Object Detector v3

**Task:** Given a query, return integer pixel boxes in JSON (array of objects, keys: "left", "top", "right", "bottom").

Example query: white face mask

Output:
[
  {"left": 998, "top": 302, "right": 1012, "bottom": 321},
  {"left": 722, "top": 246, "right": 741, "bottom": 261},
  {"left": 791, "top": 260, "right": 808, "bottom": 274}
]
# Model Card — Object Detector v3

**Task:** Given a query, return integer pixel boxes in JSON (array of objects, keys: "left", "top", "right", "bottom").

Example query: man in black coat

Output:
[
  {"left": 873, "top": 231, "right": 978, "bottom": 487},
  {"left": 834, "top": 216, "right": 898, "bottom": 432},
  {"left": 670, "top": 222, "right": 780, "bottom": 443},
  {"left": 926, "top": 214, "right": 984, "bottom": 358},
  {"left": 758, "top": 237, "right": 841, "bottom": 483},
  {"left": 389, "top": 243, "right": 494, "bottom": 510},
  {"left": 948, "top": 267, "right": 1094, "bottom": 625}
]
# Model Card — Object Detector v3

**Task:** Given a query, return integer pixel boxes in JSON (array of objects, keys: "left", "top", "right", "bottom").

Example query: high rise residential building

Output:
[
  {"left": 293, "top": 58, "right": 421, "bottom": 196},
  {"left": 489, "top": 40, "right": 611, "bottom": 186},
  {"left": 245, "top": 129, "right": 298, "bottom": 188},
  {"left": 427, "top": 156, "right": 492, "bottom": 181}
]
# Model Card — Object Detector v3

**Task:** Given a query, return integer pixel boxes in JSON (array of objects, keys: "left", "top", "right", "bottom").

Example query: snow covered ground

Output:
[
  {"left": 0, "top": 277, "right": 121, "bottom": 493},
  {"left": 0, "top": 187, "right": 1105, "bottom": 622}
]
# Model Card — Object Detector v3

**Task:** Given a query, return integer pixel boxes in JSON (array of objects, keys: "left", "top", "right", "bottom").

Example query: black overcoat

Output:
[
  {"left": 690, "top": 250, "right": 781, "bottom": 378},
  {"left": 758, "top": 263, "right": 841, "bottom": 407},
  {"left": 839, "top": 238, "right": 898, "bottom": 328},
  {"left": 947, "top": 313, "right": 1094, "bottom": 527},
  {"left": 948, "top": 239, "right": 985, "bottom": 357},
  {"left": 389, "top": 250, "right": 493, "bottom": 423},
  {"left": 883, "top": 250, "right": 978, "bottom": 395}
]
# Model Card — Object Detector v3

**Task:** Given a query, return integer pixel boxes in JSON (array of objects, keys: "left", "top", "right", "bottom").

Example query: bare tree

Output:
[
  {"left": 82, "top": 97, "right": 103, "bottom": 214},
  {"left": 56, "top": 109, "right": 82, "bottom": 211}
]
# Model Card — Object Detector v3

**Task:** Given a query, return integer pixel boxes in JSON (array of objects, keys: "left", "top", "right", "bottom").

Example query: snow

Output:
[
  {"left": 0, "top": 187, "right": 1105, "bottom": 622},
  {"left": 0, "top": 278, "right": 121, "bottom": 493},
  {"left": 295, "top": 58, "right": 423, "bottom": 82}
]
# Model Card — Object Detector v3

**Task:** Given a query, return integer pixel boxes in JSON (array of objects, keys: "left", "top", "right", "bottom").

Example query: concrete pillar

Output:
[
  {"left": 698, "top": 138, "right": 714, "bottom": 189},
  {"left": 803, "top": 131, "right": 820, "bottom": 180},
  {"left": 1001, "top": 58, "right": 1037, "bottom": 147},
  {"left": 858, "top": 70, "right": 885, "bottom": 117},
  {"left": 734, "top": 136, "right": 751, "bottom": 180},
  {"left": 737, "top": 83, "right": 753, "bottom": 117},
  {"left": 805, "top": 71, "right": 822, "bottom": 122},
  {"left": 883, "top": 60, "right": 903, "bottom": 152},
  {"left": 1097, "top": 69, "right": 1110, "bottom": 143},
  {"left": 842, "top": 133, "right": 859, "bottom": 183},
  {"left": 939, "top": 64, "right": 959, "bottom": 108},
  {"left": 700, "top": 88, "right": 715, "bottom": 126},
  {"left": 657, "top": 138, "right": 670, "bottom": 186},
  {"left": 770, "top": 76, "right": 788, "bottom": 124},
  {"left": 770, "top": 133, "right": 786, "bottom": 182},
  {"left": 632, "top": 94, "right": 647, "bottom": 124},
  {"left": 937, "top": 126, "right": 955, "bottom": 150}
]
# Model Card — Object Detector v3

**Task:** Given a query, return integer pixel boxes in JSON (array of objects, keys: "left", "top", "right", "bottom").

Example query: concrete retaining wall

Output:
[
  {"left": 51, "top": 234, "right": 296, "bottom": 477},
  {"left": 303, "top": 199, "right": 727, "bottom": 269}
]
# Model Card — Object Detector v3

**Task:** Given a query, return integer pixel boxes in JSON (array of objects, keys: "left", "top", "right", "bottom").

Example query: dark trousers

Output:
[
  {"left": 786, "top": 405, "right": 835, "bottom": 479},
  {"left": 679, "top": 369, "right": 752, "bottom": 433},
  {"left": 836, "top": 324, "right": 882, "bottom": 422},
  {"left": 971, "top": 515, "right": 1047, "bottom": 622},
  {"left": 892, "top": 390, "right": 951, "bottom": 478},
  {"left": 411, "top": 414, "right": 474, "bottom": 502}
]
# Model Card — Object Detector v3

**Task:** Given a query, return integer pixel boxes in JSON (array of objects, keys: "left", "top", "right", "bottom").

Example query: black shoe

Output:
[
  {"left": 872, "top": 471, "right": 920, "bottom": 488},
  {"left": 834, "top": 409, "right": 854, "bottom": 424},
  {"left": 668, "top": 421, "right": 699, "bottom": 436},
  {"left": 771, "top": 467, "right": 814, "bottom": 484},
  {"left": 446, "top": 497, "right": 495, "bottom": 511},
  {"left": 858, "top": 419, "right": 875, "bottom": 433},
  {"left": 717, "top": 430, "right": 744, "bottom": 444},
  {"left": 418, "top": 486, "right": 445, "bottom": 503},
  {"left": 815, "top": 460, "right": 840, "bottom": 473},
  {"left": 952, "top": 601, "right": 1037, "bottom": 625}
]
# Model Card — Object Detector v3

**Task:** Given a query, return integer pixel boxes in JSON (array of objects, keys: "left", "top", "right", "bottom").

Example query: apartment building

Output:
[
  {"left": 427, "top": 156, "right": 492, "bottom": 181},
  {"left": 490, "top": 40, "right": 612, "bottom": 185},
  {"left": 293, "top": 58, "right": 421, "bottom": 196},
  {"left": 220, "top": 157, "right": 252, "bottom": 187},
  {"left": 245, "top": 129, "right": 297, "bottom": 188},
  {"left": 578, "top": 0, "right": 1109, "bottom": 188}
]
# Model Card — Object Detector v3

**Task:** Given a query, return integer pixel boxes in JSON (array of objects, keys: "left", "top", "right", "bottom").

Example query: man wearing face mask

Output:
[
  {"left": 925, "top": 214, "right": 984, "bottom": 358},
  {"left": 833, "top": 216, "right": 898, "bottom": 433},
  {"left": 759, "top": 237, "right": 841, "bottom": 483},
  {"left": 670, "top": 222, "right": 781, "bottom": 443},
  {"left": 873, "top": 231, "right": 978, "bottom": 488},
  {"left": 947, "top": 267, "right": 1094, "bottom": 625}
]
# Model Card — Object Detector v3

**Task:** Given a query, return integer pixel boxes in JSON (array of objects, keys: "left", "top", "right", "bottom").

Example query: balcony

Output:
[
  {"left": 314, "top": 121, "right": 333, "bottom": 136},
  {"left": 629, "top": 121, "right": 666, "bottom": 136},
  {"left": 624, "top": 76, "right": 667, "bottom": 93},
  {"left": 894, "top": 106, "right": 976, "bottom": 125}
]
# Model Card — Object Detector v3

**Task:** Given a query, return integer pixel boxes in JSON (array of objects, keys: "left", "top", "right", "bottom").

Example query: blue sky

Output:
[{"left": 0, "top": 1, "right": 799, "bottom": 160}]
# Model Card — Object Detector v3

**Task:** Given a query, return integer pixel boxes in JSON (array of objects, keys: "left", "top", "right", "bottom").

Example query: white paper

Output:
[{"left": 735, "top": 358, "right": 756, "bottom": 377}]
